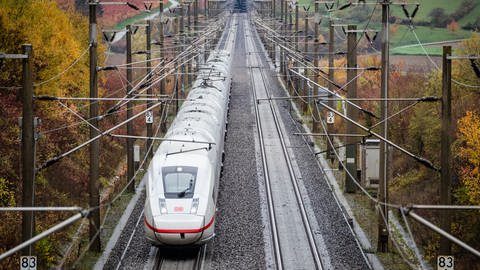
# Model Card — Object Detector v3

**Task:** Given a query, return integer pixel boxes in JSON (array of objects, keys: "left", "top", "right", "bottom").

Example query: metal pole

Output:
[
  {"left": 180, "top": 3, "right": 184, "bottom": 34},
  {"left": 21, "top": 44, "right": 35, "bottom": 256},
  {"left": 146, "top": 20, "right": 153, "bottom": 159},
  {"left": 126, "top": 25, "right": 135, "bottom": 193},
  {"left": 187, "top": 7, "right": 192, "bottom": 88},
  {"left": 295, "top": 4, "right": 298, "bottom": 49},
  {"left": 194, "top": 0, "right": 198, "bottom": 25},
  {"left": 179, "top": 3, "right": 187, "bottom": 94},
  {"left": 159, "top": 0, "right": 167, "bottom": 133},
  {"left": 409, "top": 204, "right": 480, "bottom": 210},
  {"left": 279, "top": 0, "right": 284, "bottom": 74},
  {"left": 304, "top": 9, "right": 308, "bottom": 53},
  {"left": 440, "top": 45, "right": 452, "bottom": 255},
  {"left": 407, "top": 210, "right": 480, "bottom": 258},
  {"left": 345, "top": 25, "right": 358, "bottom": 193},
  {"left": 283, "top": 0, "right": 287, "bottom": 78},
  {"left": 193, "top": 0, "right": 199, "bottom": 80},
  {"left": 187, "top": 2, "right": 191, "bottom": 28},
  {"left": 2, "top": 207, "right": 83, "bottom": 212},
  {"left": 302, "top": 9, "right": 309, "bottom": 114},
  {"left": 1, "top": 212, "right": 86, "bottom": 262},
  {"left": 378, "top": 0, "right": 390, "bottom": 252},
  {"left": 294, "top": 4, "right": 299, "bottom": 98},
  {"left": 312, "top": 2, "right": 320, "bottom": 133},
  {"left": 88, "top": 0, "right": 101, "bottom": 252},
  {"left": 271, "top": 14, "right": 275, "bottom": 65},
  {"left": 288, "top": 5, "right": 293, "bottom": 94},
  {"left": 272, "top": 0, "right": 276, "bottom": 18},
  {"left": 206, "top": 0, "right": 209, "bottom": 18},
  {"left": 327, "top": 20, "right": 335, "bottom": 160},
  {"left": 173, "top": 13, "right": 179, "bottom": 115}
]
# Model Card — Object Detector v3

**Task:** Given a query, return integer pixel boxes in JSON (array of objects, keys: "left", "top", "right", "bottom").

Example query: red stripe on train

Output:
[{"left": 144, "top": 215, "right": 215, "bottom": 234}]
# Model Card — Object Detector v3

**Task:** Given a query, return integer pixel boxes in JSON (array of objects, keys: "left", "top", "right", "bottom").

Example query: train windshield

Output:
[{"left": 162, "top": 166, "right": 198, "bottom": 198}]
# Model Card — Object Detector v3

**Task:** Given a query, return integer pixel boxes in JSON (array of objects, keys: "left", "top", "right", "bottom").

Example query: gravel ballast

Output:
[{"left": 208, "top": 14, "right": 267, "bottom": 270}]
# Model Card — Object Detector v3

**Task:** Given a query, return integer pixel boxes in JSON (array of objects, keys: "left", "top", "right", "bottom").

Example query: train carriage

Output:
[{"left": 144, "top": 49, "right": 233, "bottom": 246}]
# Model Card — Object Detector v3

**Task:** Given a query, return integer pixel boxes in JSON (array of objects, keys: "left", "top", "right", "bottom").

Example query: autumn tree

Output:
[
  {"left": 0, "top": 1, "right": 124, "bottom": 268},
  {"left": 456, "top": 111, "right": 480, "bottom": 205},
  {"left": 387, "top": 34, "right": 480, "bottom": 268},
  {"left": 447, "top": 20, "right": 460, "bottom": 32}
]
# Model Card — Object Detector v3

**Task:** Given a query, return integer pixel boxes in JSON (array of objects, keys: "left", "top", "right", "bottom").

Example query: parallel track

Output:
[{"left": 246, "top": 18, "right": 324, "bottom": 270}]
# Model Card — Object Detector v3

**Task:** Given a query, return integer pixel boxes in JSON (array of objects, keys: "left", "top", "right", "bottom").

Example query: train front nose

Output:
[{"left": 149, "top": 214, "right": 205, "bottom": 245}]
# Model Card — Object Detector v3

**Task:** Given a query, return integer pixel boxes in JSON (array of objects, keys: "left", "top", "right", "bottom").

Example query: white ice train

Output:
[{"left": 143, "top": 48, "right": 233, "bottom": 246}]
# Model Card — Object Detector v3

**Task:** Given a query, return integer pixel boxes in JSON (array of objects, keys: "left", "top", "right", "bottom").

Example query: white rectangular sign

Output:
[
  {"left": 437, "top": 255, "right": 454, "bottom": 270},
  {"left": 145, "top": 110, "right": 153, "bottom": 124},
  {"left": 20, "top": 256, "right": 37, "bottom": 270},
  {"left": 327, "top": 111, "right": 335, "bottom": 124}
]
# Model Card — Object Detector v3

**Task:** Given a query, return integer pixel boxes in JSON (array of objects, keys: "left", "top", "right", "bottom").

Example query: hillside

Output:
[
  {"left": 99, "top": 0, "right": 163, "bottom": 27},
  {"left": 54, "top": 0, "right": 163, "bottom": 27},
  {"left": 315, "top": 0, "right": 480, "bottom": 55}
]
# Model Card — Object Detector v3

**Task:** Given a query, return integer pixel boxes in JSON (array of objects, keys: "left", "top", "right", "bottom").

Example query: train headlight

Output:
[
  {"left": 190, "top": 198, "right": 199, "bottom": 214},
  {"left": 159, "top": 198, "right": 167, "bottom": 214}
]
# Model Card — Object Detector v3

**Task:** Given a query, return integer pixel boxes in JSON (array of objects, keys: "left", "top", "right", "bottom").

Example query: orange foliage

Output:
[
  {"left": 457, "top": 111, "right": 480, "bottom": 205},
  {"left": 447, "top": 20, "right": 460, "bottom": 32},
  {"left": 390, "top": 24, "right": 399, "bottom": 35}
]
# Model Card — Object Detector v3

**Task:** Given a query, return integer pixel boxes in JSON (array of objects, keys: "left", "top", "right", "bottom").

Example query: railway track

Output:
[
  {"left": 111, "top": 202, "right": 208, "bottom": 270},
  {"left": 149, "top": 245, "right": 207, "bottom": 270},
  {"left": 245, "top": 18, "right": 324, "bottom": 270}
]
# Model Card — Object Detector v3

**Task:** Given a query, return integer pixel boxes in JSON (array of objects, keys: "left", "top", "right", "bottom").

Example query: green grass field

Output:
[
  {"left": 390, "top": 0, "right": 464, "bottom": 23},
  {"left": 303, "top": 0, "right": 479, "bottom": 49},
  {"left": 297, "top": 0, "right": 312, "bottom": 8},
  {"left": 115, "top": 10, "right": 158, "bottom": 30},
  {"left": 389, "top": 23, "right": 475, "bottom": 55},
  {"left": 391, "top": 25, "right": 474, "bottom": 47},
  {"left": 115, "top": 5, "right": 172, "bottom": 30},
  {"left": 391, "top": 46, "right": 443, "bottom": 56}
]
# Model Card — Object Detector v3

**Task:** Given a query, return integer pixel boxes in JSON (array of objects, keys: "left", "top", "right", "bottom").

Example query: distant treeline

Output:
[{"left": 394, "top": 0, "right": 479, "bottom": 30}]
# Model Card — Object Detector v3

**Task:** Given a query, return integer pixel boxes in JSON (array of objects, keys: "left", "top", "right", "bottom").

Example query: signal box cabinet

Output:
[{"left": 362, "top": 139, "right": 380, "bottom": 188}]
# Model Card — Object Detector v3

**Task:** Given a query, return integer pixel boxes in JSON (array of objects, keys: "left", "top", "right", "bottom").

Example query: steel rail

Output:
[
  {"left": 153, "top": 243, "right": 206, "bottom": 270},
  {"left": 193, "top": 245, "right": 207, "bottom": 270},
  {"left": 247, "top": 22, "right": 284, "bottom": 270},
  {"left": 250, "top": 20, "right": 324, "bottom": 270},
  {"left": 152, "top": 248, "right": 163, "bottom": 270},
  {"left": 259, "top": 49, "right": 324, "bottom": 270}
]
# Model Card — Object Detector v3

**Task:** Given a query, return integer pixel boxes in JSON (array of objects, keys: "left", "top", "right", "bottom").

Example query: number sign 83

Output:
[
  {"left": 20, "top": 256, "right": 37, "bottom": 270},
  {"left": 437, "top": 255, "right": 454, "bottom": 270}
]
